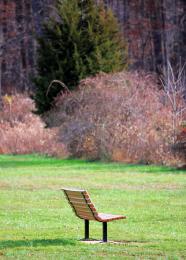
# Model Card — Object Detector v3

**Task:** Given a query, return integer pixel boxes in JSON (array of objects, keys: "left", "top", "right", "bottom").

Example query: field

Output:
[{"left": 0, "top": 155, "right": 186, "bottom": 259}]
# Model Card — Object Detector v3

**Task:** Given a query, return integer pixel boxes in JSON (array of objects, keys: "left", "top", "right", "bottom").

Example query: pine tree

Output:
[{"left": 33, "top": 0, "right": 127, "bottom": 114}]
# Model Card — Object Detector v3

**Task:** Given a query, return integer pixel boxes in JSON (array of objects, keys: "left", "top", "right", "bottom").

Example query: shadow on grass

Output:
[
  {"left": 0, "top": 155, "right": 185, "bottom": 174},
  {"left": 0, "top": 159, "right": 86, "bottom": 169},
  {"left": 0, "top": 238, "right": 76, "bottom": 249}
]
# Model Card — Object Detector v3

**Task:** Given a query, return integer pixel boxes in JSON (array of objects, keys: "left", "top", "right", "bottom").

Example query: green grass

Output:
[{"left": 0, "top": 154, "right": 186, "bottom": 259}]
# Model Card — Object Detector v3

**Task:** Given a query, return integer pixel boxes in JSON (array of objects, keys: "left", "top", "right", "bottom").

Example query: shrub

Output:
[
  {"left": 46, "top": 71, "right": 185, "bottom": 166},
  {"left": 174, "top": 121, "right": 186, "bottom": 166},
  {"left": 33, "top": 0, "right": 127, "bottom": 114},
  {"left": 0, "top": 94, "right": 67, "bottom": 157}
]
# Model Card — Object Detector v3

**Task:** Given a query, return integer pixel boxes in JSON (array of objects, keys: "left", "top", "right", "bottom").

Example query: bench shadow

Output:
[
  {"left": 0, "top": 238, "right": 76, "bottom": 249},
  {"left": 80, "top": 238, "right": 149, "bottom": 244}
]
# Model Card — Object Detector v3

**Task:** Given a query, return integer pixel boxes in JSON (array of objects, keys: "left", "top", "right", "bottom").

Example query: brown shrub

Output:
[
  {"left": 45, "top": 71, "right": 186, "bottom": 166},
  {"left": 0, "top": 94, "right": 67, "bottom": 157},
  {"left": 173, "top": 122, "right": 186, "bottom": 165}
]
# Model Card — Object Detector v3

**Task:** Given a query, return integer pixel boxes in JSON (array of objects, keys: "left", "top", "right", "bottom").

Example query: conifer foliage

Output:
[{"left": 33, "top": 0, "right": 127, "bottom": 114}]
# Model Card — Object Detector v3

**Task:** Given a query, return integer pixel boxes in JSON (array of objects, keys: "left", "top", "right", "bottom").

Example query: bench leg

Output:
[
  {"left": 103, "top": 222, "right": 107, "bottom": 242},
  {"left": 85, "top": 220, "right": 89, "bottom": 240}
]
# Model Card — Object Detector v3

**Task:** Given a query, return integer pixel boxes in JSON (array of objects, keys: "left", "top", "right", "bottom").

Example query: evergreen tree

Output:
[{"left": 33, "top": 0, "right": 127, "bottom": 114}]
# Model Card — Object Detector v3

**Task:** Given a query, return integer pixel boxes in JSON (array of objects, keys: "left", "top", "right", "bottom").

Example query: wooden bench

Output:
[{"left": 62, "top": 188, "right": 126, "bottom": 242}]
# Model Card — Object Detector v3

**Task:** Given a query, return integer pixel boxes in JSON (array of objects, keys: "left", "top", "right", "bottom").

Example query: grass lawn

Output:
[{"left": 0, "top": 155, "right": 185, "bottom": 259}]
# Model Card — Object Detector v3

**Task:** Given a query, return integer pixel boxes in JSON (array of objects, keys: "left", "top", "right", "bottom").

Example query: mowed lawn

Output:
[{"left": 0, "top": 155, "right": 186, "bottom": 259}]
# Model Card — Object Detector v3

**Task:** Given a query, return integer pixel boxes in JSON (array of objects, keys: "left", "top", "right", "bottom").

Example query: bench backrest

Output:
[{"left": 62, "top": 188, "right": 98, "bottom": 221}]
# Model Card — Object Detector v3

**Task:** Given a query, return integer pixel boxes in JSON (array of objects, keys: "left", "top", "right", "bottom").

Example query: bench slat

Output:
[
  {"left": 78, "top": 213, "right": 96, "bottom": 220},
  {"left": 66, "top": 192, "right": 87, "bottom": 199},
  {"left": 68, "top": 198, "right": 91, "bottom": 204},
  {"left": 76, "top": 209, "right": 93, "bottom": 215},
  {"left": 73, "top": 205, "right": 95, "bottom": 212},
  {"left": 74, "top": 204, "right": 97, "bottom": 213},
  {"left": 75, "top": 208, "right": 96, "bottom": 215},
  {"left": 68, "top": 201, "right": 95, "bottom": 208},
  {"left": 67, "top": 195, "right": 90, "bottom": 201},
  {"left": 66, "top": 190, "right": 83, "bottom": 195}
]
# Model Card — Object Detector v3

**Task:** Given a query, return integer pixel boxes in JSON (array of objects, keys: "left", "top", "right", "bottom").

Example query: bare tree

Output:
[{"left": 161, "top": 60, "right": 186, "bottom": 144}]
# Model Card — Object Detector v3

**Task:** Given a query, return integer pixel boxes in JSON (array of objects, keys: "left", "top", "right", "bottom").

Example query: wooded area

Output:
[{"left": 0, "top": 0, "right": 185, "bottom": 93}]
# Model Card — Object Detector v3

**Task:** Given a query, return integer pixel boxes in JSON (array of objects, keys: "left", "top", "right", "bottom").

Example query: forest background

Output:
[{"left": 0, "top": 0, "right": 185, "bottom": 166}]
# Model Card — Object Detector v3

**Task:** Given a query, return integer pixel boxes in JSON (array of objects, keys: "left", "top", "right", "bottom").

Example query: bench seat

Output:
[{"left": 96, "top": 213, "right": 126, "bottom": 222}]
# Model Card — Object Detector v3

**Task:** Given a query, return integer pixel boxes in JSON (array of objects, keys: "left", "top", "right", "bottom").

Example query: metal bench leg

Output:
[
  {"left": 103, "top": 222, "right": 107, "bottom": 242},
  {"left": 85, "top": 220, "right": 89, "bottom": 240}
]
